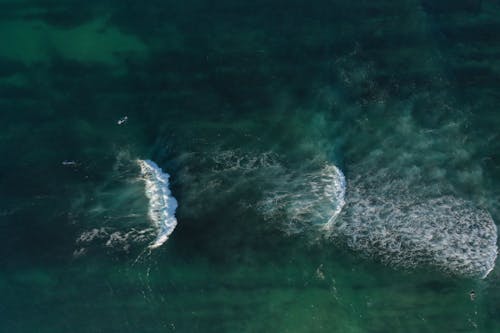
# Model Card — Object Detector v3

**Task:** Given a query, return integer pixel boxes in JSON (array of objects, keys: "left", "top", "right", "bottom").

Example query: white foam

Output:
[
  {"left": 333, "top": 180, "right": 498, "bottom": 278},
  {"left": 137, "top": 159, "right": 178, "bottom": 249},
  {"left": 75, "top": 227, "right": 155, "bottom": 254}
]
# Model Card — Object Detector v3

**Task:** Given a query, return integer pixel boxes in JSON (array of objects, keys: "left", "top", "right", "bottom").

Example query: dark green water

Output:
[{"left": 1, "top": 0, "right": 500, "bottom": 332}]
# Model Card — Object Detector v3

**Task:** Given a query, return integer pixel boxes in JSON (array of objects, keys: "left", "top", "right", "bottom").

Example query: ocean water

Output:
[{"left": 1, "top": 0, "right": 500, "bottom": 332}]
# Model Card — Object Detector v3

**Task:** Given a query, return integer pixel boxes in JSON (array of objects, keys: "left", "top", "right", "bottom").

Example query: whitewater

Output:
[{"left": 137, "top": 159, "right": 178, "bottom": 249}]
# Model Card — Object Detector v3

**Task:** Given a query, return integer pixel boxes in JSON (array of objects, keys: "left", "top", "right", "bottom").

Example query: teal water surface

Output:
[{"left": 1, "top": 1, "right": 500, "bottom": 332}]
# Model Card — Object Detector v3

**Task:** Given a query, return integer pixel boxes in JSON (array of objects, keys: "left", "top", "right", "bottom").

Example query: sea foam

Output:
[
  {"left": 137, "top": 159, "right": 178, "bottom": 249},
  {"left": 334, "top": 178, "right": 498, "bottom": 278}
]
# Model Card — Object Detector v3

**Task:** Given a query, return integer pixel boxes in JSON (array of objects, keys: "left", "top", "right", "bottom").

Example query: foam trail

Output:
[
  {"left": 137, "top": 159, "right": 178, "bottom": 249},
  {"left": 335, "top": 180, "right": 498, "bottom": 278}
]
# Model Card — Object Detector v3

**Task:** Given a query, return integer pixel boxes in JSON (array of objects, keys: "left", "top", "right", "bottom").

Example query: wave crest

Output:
[
  {"left": 137, "top": 159, "right": 178, "bottom": 249},
  {"left": 258, "top": 164, "right": 346, "bottom": 234}
]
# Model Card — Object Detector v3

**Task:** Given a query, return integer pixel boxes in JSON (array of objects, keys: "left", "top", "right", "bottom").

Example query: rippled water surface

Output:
[{"left": 1, "top": 1, "right": 500, "bottom": 332}]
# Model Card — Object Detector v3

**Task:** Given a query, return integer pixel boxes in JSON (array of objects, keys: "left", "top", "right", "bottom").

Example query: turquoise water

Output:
[{"left": 1, "top": 0, "right": 500, "bottom": 332}]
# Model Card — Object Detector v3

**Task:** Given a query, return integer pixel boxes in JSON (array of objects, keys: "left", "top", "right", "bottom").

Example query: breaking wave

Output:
[
  {"left": 137, "top": 159, "right": 178, "bottom": 249},
  {"left": 258, "top": 163, "right": 346, "bottom": 234}
]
